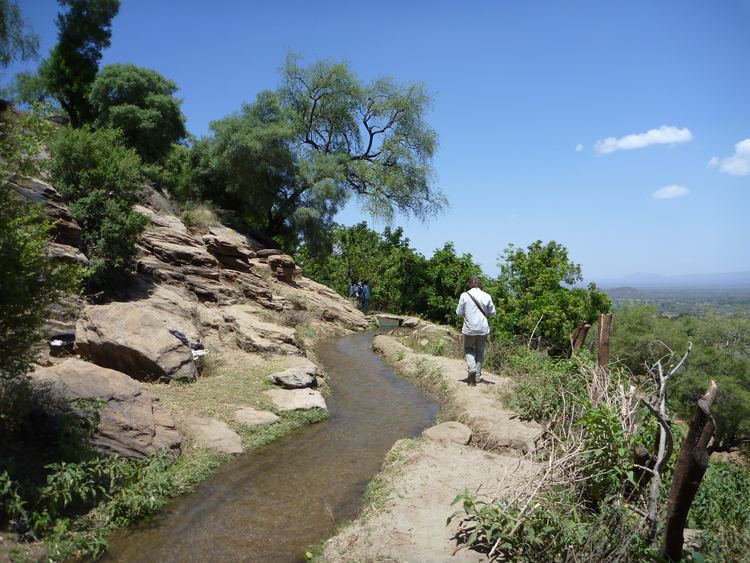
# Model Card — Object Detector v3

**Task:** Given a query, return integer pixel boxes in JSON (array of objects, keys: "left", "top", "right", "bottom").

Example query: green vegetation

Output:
[
  {"left": 49, "top": 126, "right": 148, "bottom": 289},
  {"left": 0, "top": 0, "right": 39, "bottom": 71},
  {"left": 89, "top": 63, "right": 187, "bottom": 163},
  {"left": 450, "top": 335, "right": 750, "bottom": 561},
  {"left": 189, "top": 54, "right": 444, "bottom": 249},
  {"left": 39, "top": 0, "right": 120, "bottom": 127},
  {"left": 0, "top": 191, "right": 80, "bottom": 415},
  {"left": 611, "top": 305, "right": 750, "bottom": 451},
  {"left": 490, "top": 240, "right": 611, "bottom": 354}
]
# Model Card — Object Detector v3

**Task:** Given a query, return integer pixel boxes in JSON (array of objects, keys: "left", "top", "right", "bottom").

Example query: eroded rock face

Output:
[
  {"left": 266, "top": 254, "right": 298, "bottom": 281},
  {"left": 30, "top": 359, "right": 182, "bottom": 459},
  {"left": 75, "top": 302, "right": 198, "bottom": 381},
  {"left": 221, "top": 304, "right": 302, "bottom": 356}
]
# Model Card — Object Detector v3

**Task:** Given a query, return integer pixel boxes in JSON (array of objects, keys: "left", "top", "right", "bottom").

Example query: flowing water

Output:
[{"left": 104, "top": 331, "right": 438, "bottom": 562}]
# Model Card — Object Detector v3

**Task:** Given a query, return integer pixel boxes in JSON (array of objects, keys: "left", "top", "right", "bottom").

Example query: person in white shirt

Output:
[{"left": 455, "top": 275, "right": 496, "bottom": 385}]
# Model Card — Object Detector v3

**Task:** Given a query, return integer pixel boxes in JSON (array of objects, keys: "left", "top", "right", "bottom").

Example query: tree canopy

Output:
[
  {"left": 89, "top": 63, "right": 187, "bottom": 163},
  {"left": 492, "top": 240, "right": 612, "bottom": 352},
  {"left": 40, "top": 0, "right": 119, "bottom": 127},
  {"left": 0, "top": 0, "right": 39, "bottom": 71},
  {"left": 192, "top": 55, "right": 445, "bottom": 248}
]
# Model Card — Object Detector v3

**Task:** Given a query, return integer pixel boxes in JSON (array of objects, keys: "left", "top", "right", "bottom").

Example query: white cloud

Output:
[
  {"left": 652, "top": 185, "right": 689, "bottom": 200},
  {"left": 594, "top": 125, "right": 693, "bottom": 155},
  {"left": 575, "top": 143, "right": 583, "bottom": 152},
  {"left": 708, "top": 139, "right": 750, "bottom": 176}
]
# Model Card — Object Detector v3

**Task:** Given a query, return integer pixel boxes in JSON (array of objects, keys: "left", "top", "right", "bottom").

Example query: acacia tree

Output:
[
  {"left": 192, "top": 55, "right": 445, "bottom": 248},
  {"left": 493, "top": 240, "right": 611, "bottom": 353},
  {"left": 39, "top": 0, "right": 119, "bottom": 127},
  {"left": 89, "top": 63, "right": 187, "bottom": 163}
]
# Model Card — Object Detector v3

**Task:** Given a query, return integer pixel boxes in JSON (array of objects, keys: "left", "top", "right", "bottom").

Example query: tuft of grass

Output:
[{"left": 180, "top": 203, "right": 219, "bottom": 230}]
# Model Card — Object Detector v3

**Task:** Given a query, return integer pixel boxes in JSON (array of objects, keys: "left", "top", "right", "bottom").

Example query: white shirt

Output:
[{"left": 456, "top": 287, "right": 496, "bottom": 336}]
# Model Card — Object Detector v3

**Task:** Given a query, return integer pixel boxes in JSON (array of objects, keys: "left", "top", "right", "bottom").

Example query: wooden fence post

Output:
[
  {"left": 569, "top": 321, "right": 591, "bottom": 357},
  {"left": 661, "top": 381, "right": 718, "bottom": 561},
  {"left": 597, "top": 313, "right": 613, "bottom": 368}
]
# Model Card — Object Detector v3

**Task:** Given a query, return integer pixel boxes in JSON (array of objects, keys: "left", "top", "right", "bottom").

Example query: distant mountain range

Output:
[{"left": 590, "top": 271, "right": 750, "bottom": 290}]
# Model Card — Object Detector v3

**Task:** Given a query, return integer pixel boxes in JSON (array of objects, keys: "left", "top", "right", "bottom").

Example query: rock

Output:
[
  {"left": 256, "top": 248, "right": 283, "bottom": 258},
  {"left": 234, "top": 407, "right": 280, "bottom": 427},
  {"left": 267, "top": 362, "right": 318, "bottom": 389},
  {"left": 264, "top": 389, "right": 328, "bottom": 412},
  {"left": 222, "top": 304, "right": 302, "bottom": 356},
  {"left": 75, "top": 302, "right": 198, "bottom": 381},
  {"left": 267, "top": 254, "right": 297, "bottom": 281},
  {"left": 30, "top": 359, "right": 182, "bottom": 459},
  {"left": 46, "top": 242, "right": 90, "bottom": 266},
  {"left": 8, "top": 176, "right": 83, "bottom": 247},
  {"left": 182, "top": 415, "right": 242, "bottom": 454},
  {"left": 203, "top": 225, "right": 257, "bottom": 258},
  {"left": 401, "top": 317, "right": 421, "bottom": 328},
  {"left": 423, "top": 421, "right": 473, "bottom": 445}
]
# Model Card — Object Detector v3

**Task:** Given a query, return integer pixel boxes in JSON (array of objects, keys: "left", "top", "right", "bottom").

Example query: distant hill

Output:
[{"left": 592, "top": 271, "right": 750, "bottom": 290}]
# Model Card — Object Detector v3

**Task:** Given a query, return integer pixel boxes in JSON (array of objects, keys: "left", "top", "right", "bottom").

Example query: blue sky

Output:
[{"left": 9, "top": 0, "right": 750, "bottom": 279}]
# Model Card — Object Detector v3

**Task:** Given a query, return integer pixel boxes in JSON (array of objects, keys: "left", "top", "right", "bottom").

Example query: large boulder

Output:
[
  {"left": 75, "top": 302, "right": 198, "bottom": 381},
  {"left": 30, "top": 359, "right": 182, "bottom": 459},
  {"left": 267, "top": 360, "right": 318, "bottom": 389}
]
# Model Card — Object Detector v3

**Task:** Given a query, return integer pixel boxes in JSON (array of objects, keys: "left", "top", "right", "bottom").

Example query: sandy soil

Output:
[{"left": 319, "top": 335, "right": 544, "bottom": 562}]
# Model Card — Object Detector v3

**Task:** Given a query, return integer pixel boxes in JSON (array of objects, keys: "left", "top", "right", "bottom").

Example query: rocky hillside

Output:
[{"left": 10, "top": 176, "right": 367, "bottom": 460}]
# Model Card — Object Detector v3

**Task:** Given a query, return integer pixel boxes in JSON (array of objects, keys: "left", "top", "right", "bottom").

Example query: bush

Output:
[
  {"left": 49, "top": 127, "right": 148, "bottom": 289},
  {"left": 688, "top": 461, "right": 750, "bottom": 561}
]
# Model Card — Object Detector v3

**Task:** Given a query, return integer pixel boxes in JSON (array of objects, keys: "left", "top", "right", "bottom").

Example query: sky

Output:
[{"left": 8, "top": 0, "right": 750, "bottom": 280}]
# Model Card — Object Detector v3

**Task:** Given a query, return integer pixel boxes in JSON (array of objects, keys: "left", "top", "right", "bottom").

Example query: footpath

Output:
[{"left": 319, "top": 333, "right": 543, "bottom": 562}]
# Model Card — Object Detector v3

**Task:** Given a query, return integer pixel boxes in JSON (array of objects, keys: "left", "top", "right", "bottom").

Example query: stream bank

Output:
[
  {"left": 104, "top": 332, "right": 437, "bottom": 562},
  {"left": 318, "top": 334, "right": 543, "bottom": 562}
]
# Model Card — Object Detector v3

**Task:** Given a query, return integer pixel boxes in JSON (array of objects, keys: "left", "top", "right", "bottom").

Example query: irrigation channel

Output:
[{"left": 105, "top": 331, "right": 438, "bottom": 562}]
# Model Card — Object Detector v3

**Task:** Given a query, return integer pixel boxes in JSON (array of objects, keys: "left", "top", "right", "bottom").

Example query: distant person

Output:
[
  {"left": 348, "top": 281, "right": 357, "bottom": 302},
  {"left": 361, "top": 281, "right": 371, "bottom": 313},
  {"left": 456, "top": 275, "right": 496, "bottom": 385}
]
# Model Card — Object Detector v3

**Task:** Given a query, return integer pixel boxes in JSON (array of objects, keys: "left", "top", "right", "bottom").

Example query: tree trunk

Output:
[
  {"left": 661, "top": 381, "right": 718, "bottom": 561},
  {"left": 597, "top": 313, "right": 613, "bottom": 369}
]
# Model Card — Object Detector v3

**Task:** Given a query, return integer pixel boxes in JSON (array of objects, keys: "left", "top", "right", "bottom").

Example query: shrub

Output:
[
  {"left": 49, "top": 127, "right": 148, "bottom": 289},
  {"left": 689, "top": 461, "right": 750, "bottom": 561}
]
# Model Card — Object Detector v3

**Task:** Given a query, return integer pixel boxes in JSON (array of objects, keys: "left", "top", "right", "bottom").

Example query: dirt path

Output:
[{"left": 319, "top": 335, "right": 543, "bottom": 562}]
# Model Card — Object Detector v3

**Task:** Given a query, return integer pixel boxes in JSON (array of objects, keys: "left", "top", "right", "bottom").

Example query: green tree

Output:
[
  {"left": 39, "top": 0, "right": 119, "bottom": 127},
  {"left": 192, "top": 55, "right": 445, "bottom": 248},
  {"left": 421, "top": 242, "right": 483, "bottom": 325},
  {"left": 494, "top": 240, "right": 611, "bottom": 353},
  {"left": 296, "top": 222, "right": 428, "bottom": 314},
  {"left": 0, "top": 0, "right": 38, "bottom": 71},
  {"left": 49, "top": 126, "right": 147, "bottom": 288},
  {"left": 89, "top": 63, "right": 187, "bottom": 163}
]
